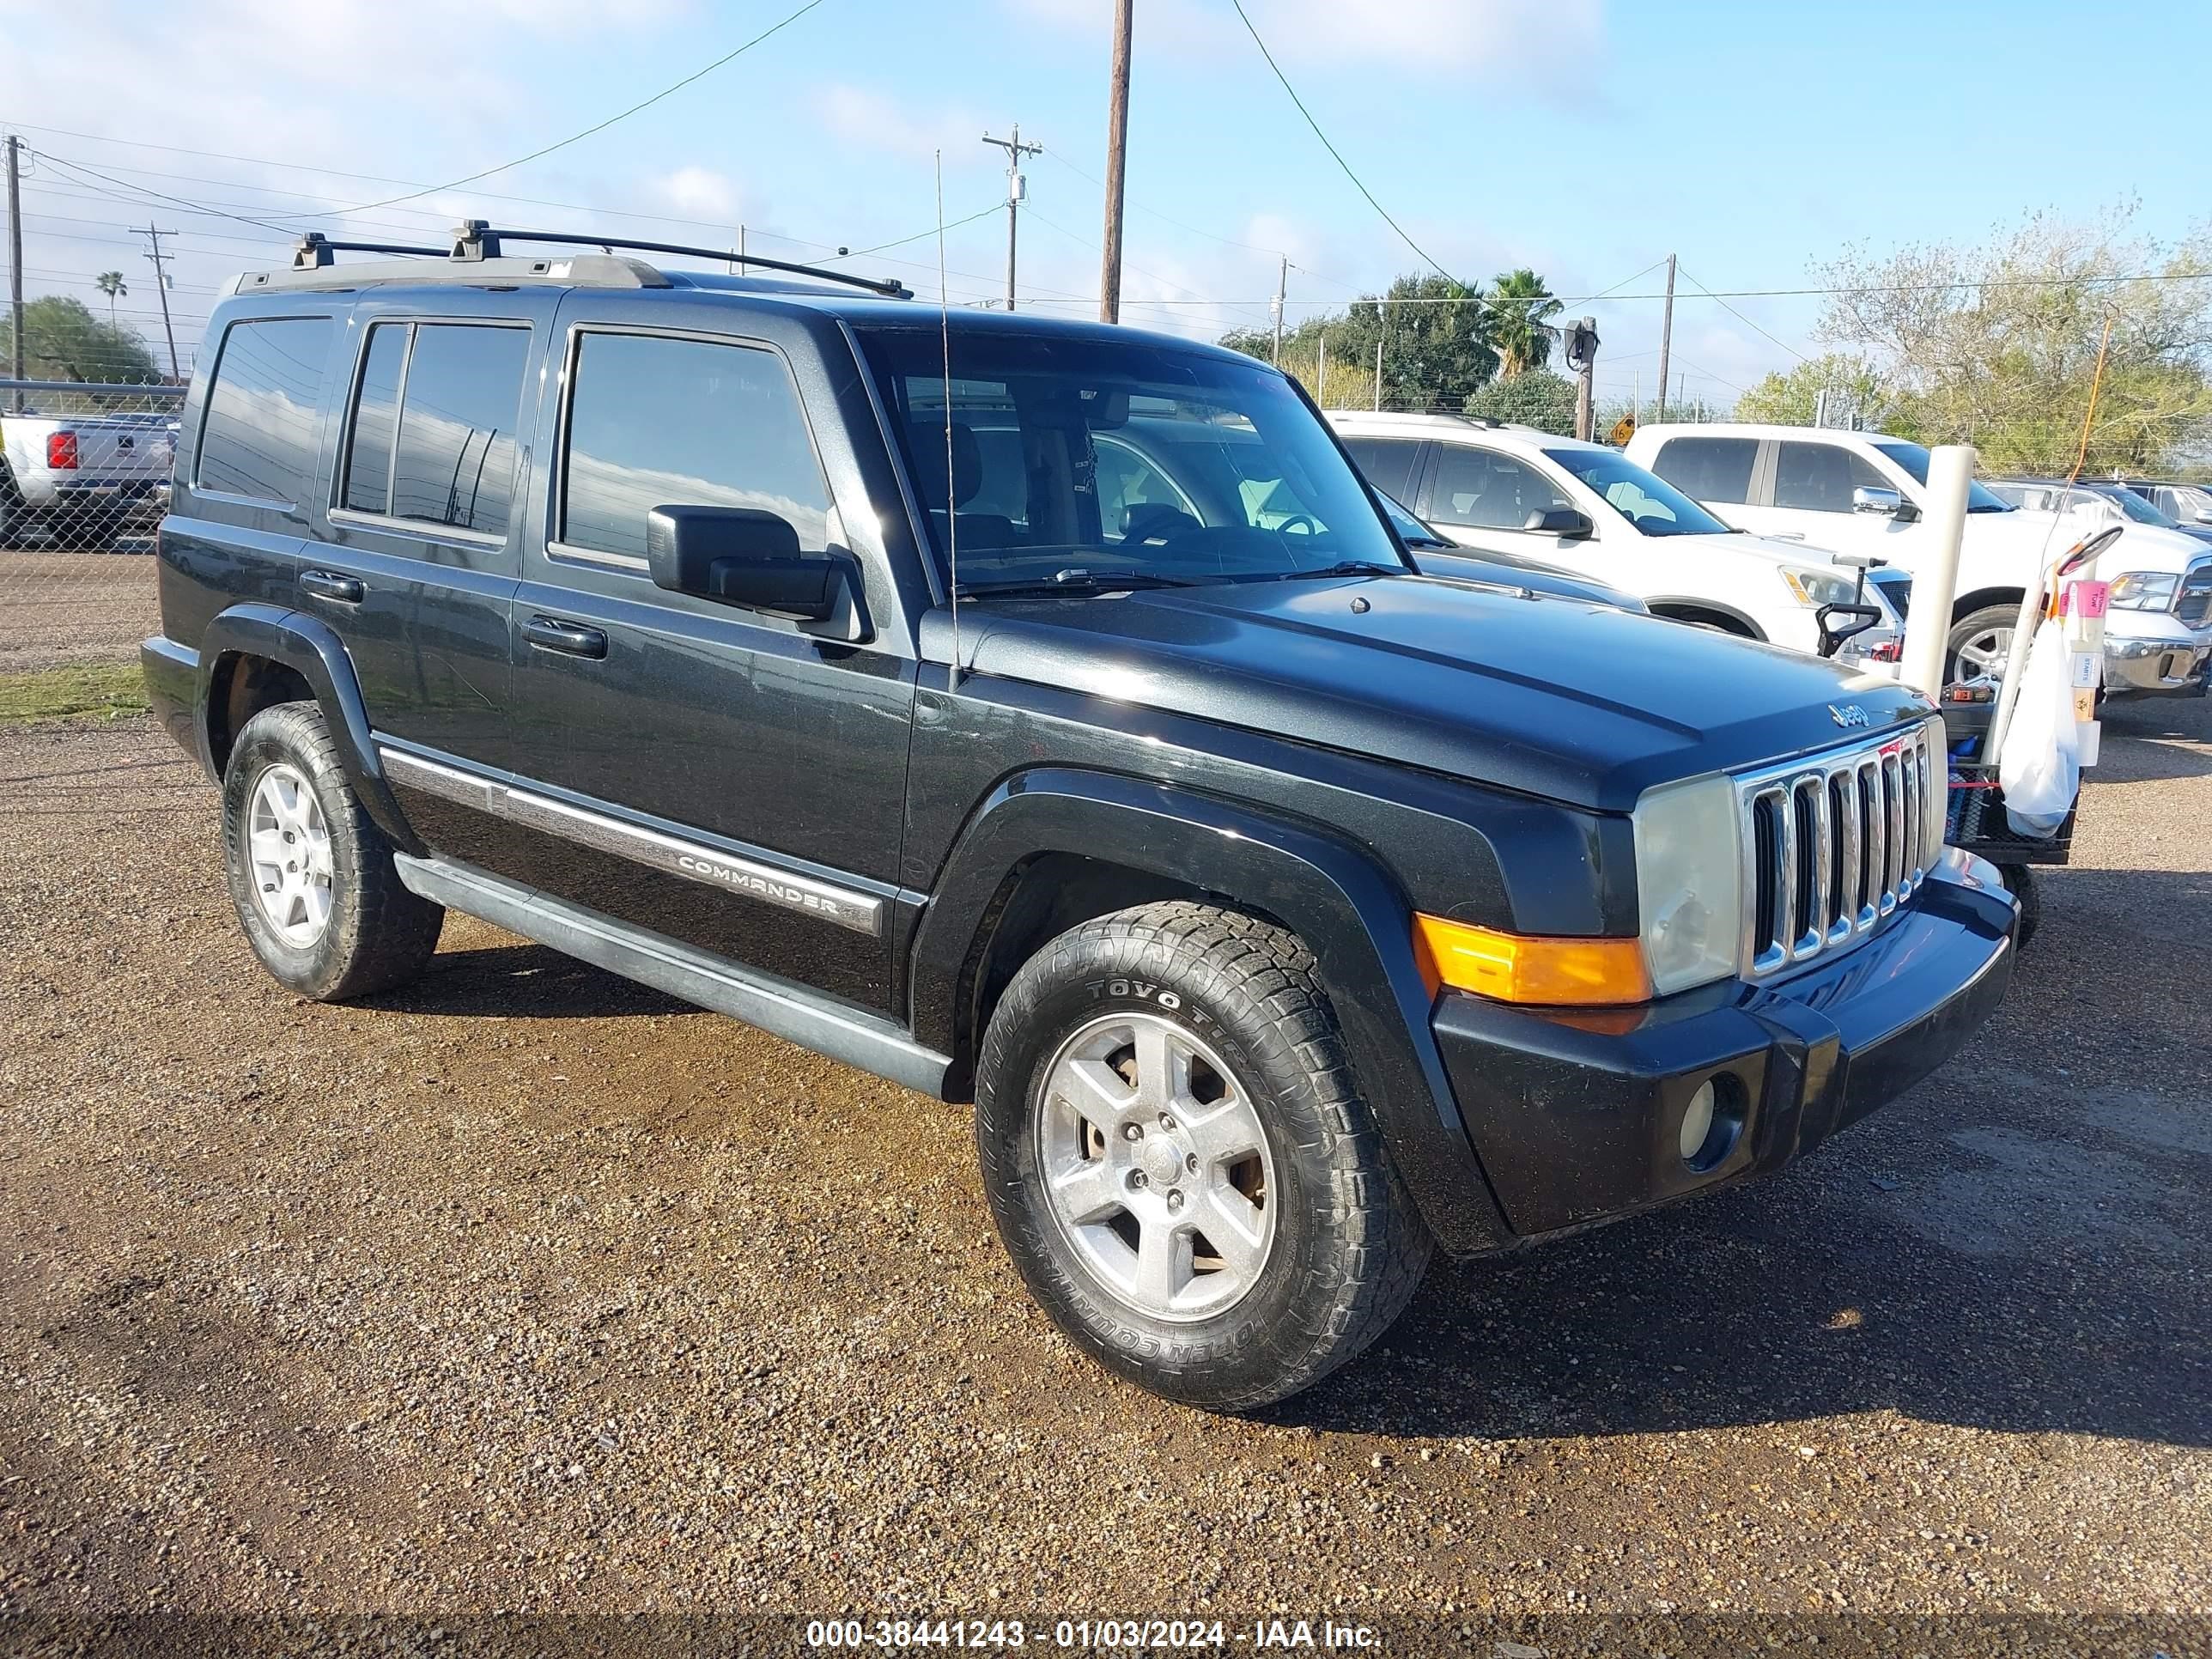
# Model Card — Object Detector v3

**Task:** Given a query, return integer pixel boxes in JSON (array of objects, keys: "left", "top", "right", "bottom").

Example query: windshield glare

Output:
[
  {"left": 1541, "top": 447, "right": 1732, "bottom": 537},
  {"left": 857, "top": 328, "right": 1406, "bottom": 589},
  {"left": 1871, "top": 441, "right": 2013, "bottom": 513}
]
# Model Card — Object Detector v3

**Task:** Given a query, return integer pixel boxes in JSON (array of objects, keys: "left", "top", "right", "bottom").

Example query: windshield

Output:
[
  {"left": 1540, "top": 447, "right": 1732, "bottom": 537},
  {"left": 1374, "top": 487, "right": 1449, "bottom": 549},
  {"left": 857, "top": 328, "right": 1407, "bottom": 590},
  {"left": 1871, "top": 441, "right": 2013, "bottom": 513},
  {"left": 2093, "top": 484, "right": 2178, "bottom": 526}
]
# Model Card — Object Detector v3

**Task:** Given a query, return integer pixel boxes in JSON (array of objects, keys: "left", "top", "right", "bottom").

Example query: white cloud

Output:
[
  {"left": 1001, "top": 0, "right": 1602, "bottom": 82},
  {"left": 647, "top": 166, "right": 746, "bottom": 225},
  {"left": 817, "top": 85, "right": 987, "bottom": 163}
]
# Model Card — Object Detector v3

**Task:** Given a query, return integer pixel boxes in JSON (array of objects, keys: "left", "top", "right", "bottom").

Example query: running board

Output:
[{"left": 394, "top": 854, "right": 951, "bottom": 1098}]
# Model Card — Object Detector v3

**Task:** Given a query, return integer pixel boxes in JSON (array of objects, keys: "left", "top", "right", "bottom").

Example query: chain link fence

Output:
[{"left": 1, "top": 380, "right": 179, "bottom": 678}]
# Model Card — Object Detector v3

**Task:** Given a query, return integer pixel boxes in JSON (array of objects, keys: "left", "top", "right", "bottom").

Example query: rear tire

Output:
[
  {"left": 974, "top": 901, "right": 1432, "bottom": 1412},
  {"left": 221, "top": 701, "right": 443, "bottom": 1000},
  {"left": 2001, "top": 863, "right": 2040, "bottom": 951}
]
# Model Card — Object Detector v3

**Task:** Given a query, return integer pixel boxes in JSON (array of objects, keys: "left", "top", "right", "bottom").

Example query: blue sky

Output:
[{"left": 5, "top": 0, "right": 2206, "bottom": 405}]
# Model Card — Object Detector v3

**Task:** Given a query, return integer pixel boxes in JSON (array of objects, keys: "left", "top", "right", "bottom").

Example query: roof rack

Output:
[{"left": 264, "top": 222, "right": 910, "bottom": 300}]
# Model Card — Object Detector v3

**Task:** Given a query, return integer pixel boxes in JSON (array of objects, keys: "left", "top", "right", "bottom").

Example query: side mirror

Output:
[
  {"left": 2195, "top": 510, "right": 2212, "bottom": 526},
  {"left": 1522, "top": 506, "right": 1595, "bottom": 539},
  {"left": 646, "top": 506, "right": 846, "bottom": 623},
  {"left": 1851, "top": 486, "right": 1904, "bottom": 517}
]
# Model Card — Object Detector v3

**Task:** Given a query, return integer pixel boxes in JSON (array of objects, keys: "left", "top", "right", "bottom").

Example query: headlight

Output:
[
  {"left": 1632, "top": 773, "right": 1742, "bottom": 996},
  {"left": 1779, "top": 565, "right": 1858, "bottom": 608},
  {"left": 2107, "top": 571, "right": 2179, "bottom": 611}
]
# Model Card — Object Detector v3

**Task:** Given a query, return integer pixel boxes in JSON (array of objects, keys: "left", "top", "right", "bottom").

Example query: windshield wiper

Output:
[
  {"left": 958, "top": 568, "right": 1208, "bottom": 598},
  {"left": 1269, "top": 559, "right": 1405, "bottom": 580}
]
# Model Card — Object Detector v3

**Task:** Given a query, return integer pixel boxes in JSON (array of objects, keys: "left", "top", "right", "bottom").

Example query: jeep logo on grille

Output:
[{"left": 1828, "top": 702, "right": 1872, "bottom": 729}]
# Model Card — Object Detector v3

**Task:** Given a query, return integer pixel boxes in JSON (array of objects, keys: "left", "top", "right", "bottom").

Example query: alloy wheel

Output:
[{"left": 1033, "top": 1010, "right": 1277, "bottom": 1322}]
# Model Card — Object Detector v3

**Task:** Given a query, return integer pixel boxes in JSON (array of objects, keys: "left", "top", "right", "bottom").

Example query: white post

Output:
[
  {"left": 1317, "top": 331, "right": 1328, "bottom": 405},
  {"left": 1900, "top": 444, "right": 1976, "bottom": 696}
]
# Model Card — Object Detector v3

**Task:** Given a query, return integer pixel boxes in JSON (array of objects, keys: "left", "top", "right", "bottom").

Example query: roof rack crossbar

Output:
[
  {"left": 293, "top": 230, "right": 449, "bottom": 269},
  {"left": 451, "top": 222, "right": 910, "bottom": 299}
]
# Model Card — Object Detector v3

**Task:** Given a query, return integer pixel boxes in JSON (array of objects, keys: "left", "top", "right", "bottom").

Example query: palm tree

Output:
[
  {"left": 1487, "top": 268, "right": 1561, "bottom": 379},
  {"left": 95, "top": 270, "right": 128, "bottom": 327}
]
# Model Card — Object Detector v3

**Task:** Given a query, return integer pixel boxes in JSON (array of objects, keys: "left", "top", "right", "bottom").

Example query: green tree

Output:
[
  {"left": 1733, "top": 354, "right": 1890, "bottom": 428},
  {"left": 1464, "top": 370, "right": 1577, "bottom": 434},
  {"left": 1487, "top": 267, "right": 1560, "bottom": 378},
  {"left": 1808, "top": 205, "right": 2212, "bottom": 474},
  {"left": 1, "top": 295, "right": 160, "bottom": 385},
  {"left": 1220, "top": 271, "right": 1497, "bottom": 411},
  {"left": 94, "top": 270, "right": 129, "bottom": 327}
]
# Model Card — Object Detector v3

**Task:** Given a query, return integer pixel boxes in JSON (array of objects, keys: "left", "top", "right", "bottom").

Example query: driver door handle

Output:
[{"left": 522, "top": 614, "right": 609, "bottom": 659}]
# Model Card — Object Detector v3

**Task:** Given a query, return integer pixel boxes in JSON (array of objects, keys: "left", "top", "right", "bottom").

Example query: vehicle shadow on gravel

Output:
[
  {"left": 1267, "top": 1172, "right": 2211, "bottom": 1448},
  {"left": 362, "top": 941, "right": 690, "bottom": 1018}
]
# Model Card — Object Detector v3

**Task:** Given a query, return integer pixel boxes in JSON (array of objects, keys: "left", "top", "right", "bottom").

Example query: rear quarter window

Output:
[
  {"left": 1650, "top": 435, "right": 1757, "bottom": 505},
  {"left": 193, "top": 316, "right": 337, "bottom": 505}
]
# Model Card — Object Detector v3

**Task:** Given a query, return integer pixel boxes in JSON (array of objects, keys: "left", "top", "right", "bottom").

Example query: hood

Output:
[
  {"left": 933, "top": 574, "right": 1931, "bottom": 812},
  {"left": 1652, "top": 529, "right": 1861, "bottom": 575},
  {"left": 1411, "top": 547, "right": 1646, "bottom": 613},
  {"left": 1973, "top": 509, "right": 2207, "bottom": 575}
]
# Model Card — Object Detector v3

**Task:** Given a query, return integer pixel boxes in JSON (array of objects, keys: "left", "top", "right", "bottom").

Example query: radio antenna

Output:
[{"left": 937, "top": 149, "right": 960, "bottom": 692}]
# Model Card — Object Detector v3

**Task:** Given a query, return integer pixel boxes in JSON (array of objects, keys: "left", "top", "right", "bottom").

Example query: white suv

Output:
[
  {"left": 1626, "top": 422, "right": 2212, "bottom": 684},
  {"left": 1328, "top": 411, "right": 1896, "bottom": 658}
]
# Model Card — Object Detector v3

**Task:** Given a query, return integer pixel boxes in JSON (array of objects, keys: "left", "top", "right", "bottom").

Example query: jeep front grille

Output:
[{"left": 1735, "top": 724, "right": 1939, "bottom": 978}]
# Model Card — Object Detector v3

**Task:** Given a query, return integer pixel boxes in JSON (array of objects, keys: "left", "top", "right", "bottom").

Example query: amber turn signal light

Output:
[{"left": 1413, "top": 914, "right": 1654, "bottom": 1006}]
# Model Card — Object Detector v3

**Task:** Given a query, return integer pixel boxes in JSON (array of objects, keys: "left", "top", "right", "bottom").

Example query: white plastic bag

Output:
[{"left": 1998, "top": 617, "right": 2079, "bottom": 838}]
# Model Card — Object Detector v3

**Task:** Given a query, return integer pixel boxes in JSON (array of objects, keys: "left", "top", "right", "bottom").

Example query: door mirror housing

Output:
[
  {"left": 1851, "top": 485, "right": 1905, "bottom": 517},
  {"left": 646, "top": 506, "right": 848, "bottom": 623},
  {"left": 1523, "top": 506, "right": 1595, "bottom": 539}
]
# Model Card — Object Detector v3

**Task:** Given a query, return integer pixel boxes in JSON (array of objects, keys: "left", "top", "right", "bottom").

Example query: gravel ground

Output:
[
  {"left": 0, "top": 696, "right": 2206, "bottom": 1645},
  {"left": 0, "top": 550, "right": 160, "bottom": 672}
]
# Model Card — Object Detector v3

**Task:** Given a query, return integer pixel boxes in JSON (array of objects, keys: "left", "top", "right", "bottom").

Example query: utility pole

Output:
[
  {"left": 1566, "top": 316, "right": 1599, "bottom": 442},
  {"left": 1653, "top": 252, "right": 1676, "bottom": 423},
  {"left": 6, "top": 134, "right": 24, "bottom": 411},
  {"left": 135, "top": 225, "right": 181, "bottom": 381},
  {"left": 982, "top": 125, "right": 1042, "bottom": 313},
  {"left": 1270, "top": 255, "right": 1286, "bottom": 362},
  {"left": 1098, "top": 0, "right": 1133, "bottom": 324},
  {"left": 1317, "top": 331, "right": 1328, "bottom": 405},
  {"left": 1632, "top": 368, "right": 1640, "bottom": 428},
  {"left": 1373, "top": 337, "right": 1382, "bottom": 410}
]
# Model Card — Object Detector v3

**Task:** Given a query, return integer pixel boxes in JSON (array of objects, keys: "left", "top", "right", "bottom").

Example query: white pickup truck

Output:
[{"left": 0, "top": 409, "right": 175, "bottom": 550}]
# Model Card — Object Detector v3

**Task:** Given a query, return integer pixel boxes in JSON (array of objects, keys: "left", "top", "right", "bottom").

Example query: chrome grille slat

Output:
[{"left": 1734, "top": 723, "right": 1942, "bottom": 981}]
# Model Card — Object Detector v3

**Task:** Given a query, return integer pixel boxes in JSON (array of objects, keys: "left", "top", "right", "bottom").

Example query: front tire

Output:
[
  {"left": 1947, "top": 603, "right": 2018, "bottom": 685},
  {"left": 221, "top": 701, "right": 443, "bottom": 1000},
  {"left": 975, "top": 902, "right": 1432, "bottom": 1411}
]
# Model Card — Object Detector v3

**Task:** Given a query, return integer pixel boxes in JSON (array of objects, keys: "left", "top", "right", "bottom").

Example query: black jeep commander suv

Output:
[{"left": 142, "top": 224, "right": 2016, "bottom": 1409}]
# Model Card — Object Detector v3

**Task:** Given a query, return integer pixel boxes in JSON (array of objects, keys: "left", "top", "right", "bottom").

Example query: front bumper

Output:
[
  {"left": 1432, "top": 849, "right": 2014, "bottom": 1239},
  {"left": 2104, "top": 623, "right": 2211, "bottom": 698}
]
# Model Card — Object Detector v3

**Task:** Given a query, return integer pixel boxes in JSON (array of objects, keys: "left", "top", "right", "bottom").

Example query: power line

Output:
[
  {"left": 1226, "top": 0, "right": 1460, "bottom": 288},
  {"left": 336, "top": 0, "right": 833, "bottom": 213},
  {"left": 1677, "top": 264, "right": 1810, "bottom": 364}
]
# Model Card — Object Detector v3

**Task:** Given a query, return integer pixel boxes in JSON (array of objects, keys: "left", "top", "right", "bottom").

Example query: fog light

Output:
[{"left": 1678, "top": 1079, "right": 1717, "bottom": 1164}]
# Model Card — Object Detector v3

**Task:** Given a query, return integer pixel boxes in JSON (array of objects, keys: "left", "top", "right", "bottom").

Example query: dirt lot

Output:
[
  {"left": 0, "top": 692, "right": 2206, "bottom": 1642},
  {"left": 0, "top": 550, "right": 160, "bottom": 672}
]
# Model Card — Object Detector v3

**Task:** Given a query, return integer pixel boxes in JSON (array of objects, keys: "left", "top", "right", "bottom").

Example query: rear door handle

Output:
[
  {"left": 522, "top": 614, "right": 609, "bottom": 659},
  {"left": 298, "top": 569, "right": 365, "bottom": 605}
]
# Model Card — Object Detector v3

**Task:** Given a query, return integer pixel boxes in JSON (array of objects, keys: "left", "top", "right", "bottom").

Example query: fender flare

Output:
[
  {"left": 195, "top": 604, "right": 424, "bottom": 855},
  {"left": 1644, "top": 595, "right": 1768, "bottom": 641},
  {"left": 910, "top": 767, "right": 1514, "bottom": 1255}
]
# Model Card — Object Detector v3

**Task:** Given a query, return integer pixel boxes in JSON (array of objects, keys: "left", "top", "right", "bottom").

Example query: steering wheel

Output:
[{"left": 1274, "top": 514, "right": 1321, "bottom": 538}]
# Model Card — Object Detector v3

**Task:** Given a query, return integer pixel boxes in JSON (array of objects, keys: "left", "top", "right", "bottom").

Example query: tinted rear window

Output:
[
  {"left": 389, "top": 325, "right": 530, "bottom": 534},
  {"left": 194, "top": 316, "right": 335, "bottom": 505},
  {"left": 1650, "top": 435, "right": 1757, "bottom": 505}
]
